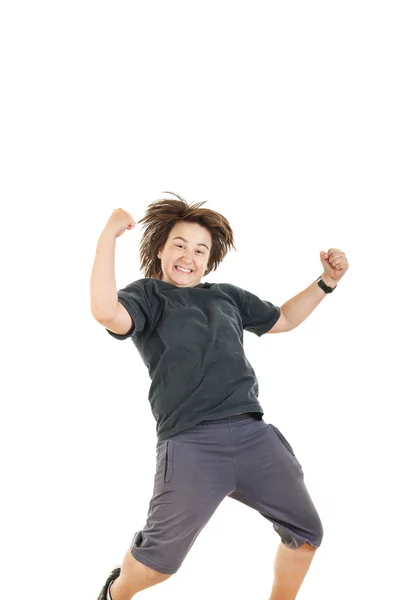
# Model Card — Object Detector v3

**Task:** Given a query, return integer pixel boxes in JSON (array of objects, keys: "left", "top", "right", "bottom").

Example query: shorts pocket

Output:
[
  {"left": 132, "top": 530, "right": 144, "bottom": 548},
  {"left": 164, "top": 439, "right": 174, "bottom": 483},
  {"left": 271, "top": 424, "right": 296, "bottom": 457}
]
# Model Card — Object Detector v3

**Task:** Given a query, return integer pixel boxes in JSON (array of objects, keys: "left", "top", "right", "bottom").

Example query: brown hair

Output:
[{"left": 137, "top": 191, "right": 236, "bottom": 279}]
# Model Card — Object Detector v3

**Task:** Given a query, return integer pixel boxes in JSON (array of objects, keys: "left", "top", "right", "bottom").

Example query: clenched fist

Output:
[
  {"left": 104, "top": 208, "right": 136, "bottom": 238},
  {"left": 320, "top": 248, "right": 349, "bottom": 284}
]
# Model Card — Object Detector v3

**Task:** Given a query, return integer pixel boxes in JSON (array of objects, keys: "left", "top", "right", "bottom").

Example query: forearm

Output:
[
  {"left": 90, "top": 229, "right": 119, "bottom": 321},
  {"left": 281, "top": 274, "right": 337, "bottom": 330}
]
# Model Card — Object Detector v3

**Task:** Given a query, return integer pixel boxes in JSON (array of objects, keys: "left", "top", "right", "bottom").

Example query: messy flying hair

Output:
[{"left": 137, "top": 191, "right": 236, "bottom": 279}]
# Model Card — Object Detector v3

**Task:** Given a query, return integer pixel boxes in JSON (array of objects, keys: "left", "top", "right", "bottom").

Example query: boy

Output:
[{"left": 91, "top": 192, "right": 349, "bottom": 600}]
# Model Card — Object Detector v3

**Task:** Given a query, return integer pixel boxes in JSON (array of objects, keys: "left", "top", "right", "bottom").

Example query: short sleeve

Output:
[
  {"left": 240, "top": 288, "right": 281, "bottom": 337},
  {"left": 106, "top": 279, "right": 154, "bottom": 341}
]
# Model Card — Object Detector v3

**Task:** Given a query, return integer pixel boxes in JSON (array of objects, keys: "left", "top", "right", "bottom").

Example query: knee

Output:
[
  {"left": 123, "top": 549, "right": 173, "bottom": 583},
  {"left": 303, "top": 542, "right": 318, "bottom": 552},
  {"left": 111, "top": 550, "right": 173, "bottom": 598},
  {"left": 299, "top": 519, "right": 324, "bottom": 551},
  {"left": 146, "top": 565, "right": 173, "bottom": 583}
]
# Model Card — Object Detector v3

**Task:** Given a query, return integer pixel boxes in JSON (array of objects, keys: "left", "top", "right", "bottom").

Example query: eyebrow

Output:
[{"left": 172, "top": 236, "right": 210, "bottom": 251}]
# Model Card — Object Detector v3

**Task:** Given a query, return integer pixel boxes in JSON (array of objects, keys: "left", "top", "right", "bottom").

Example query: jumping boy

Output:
[{"left": 91, "top": 192, "right": 349, "bottom": 600}]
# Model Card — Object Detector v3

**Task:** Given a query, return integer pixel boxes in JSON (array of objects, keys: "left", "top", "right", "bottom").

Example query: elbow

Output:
[{"left": 91, "top": 304, "right": 119, "bottom": 324}]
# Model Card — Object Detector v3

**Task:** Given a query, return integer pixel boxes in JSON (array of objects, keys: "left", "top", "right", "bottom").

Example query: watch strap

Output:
[{"left": 317, "top": 276, "right": 336, "bottom": 293}]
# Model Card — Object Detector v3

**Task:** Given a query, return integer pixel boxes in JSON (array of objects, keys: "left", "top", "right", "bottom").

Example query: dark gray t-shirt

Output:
[{"left": 106, "top": 278, "right": 281, "bottom": 441}]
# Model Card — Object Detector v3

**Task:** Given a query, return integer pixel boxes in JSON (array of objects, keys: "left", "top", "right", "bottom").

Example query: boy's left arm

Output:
[{"left": 267, "top": 248, "right": 349, "bottom": 334}]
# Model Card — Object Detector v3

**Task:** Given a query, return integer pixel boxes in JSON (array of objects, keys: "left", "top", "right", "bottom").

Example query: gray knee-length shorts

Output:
[{"left": 130, "top": 413, "right": 323, "bottom": 574}]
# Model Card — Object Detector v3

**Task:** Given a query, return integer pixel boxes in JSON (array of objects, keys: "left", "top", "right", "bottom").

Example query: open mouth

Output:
[{"left": 175, "top": 266, "right": 193, "bottom": 274}]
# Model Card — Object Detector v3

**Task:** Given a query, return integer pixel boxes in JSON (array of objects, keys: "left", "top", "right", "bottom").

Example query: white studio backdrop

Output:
[{"left": 1, "top": 2, "right": 398, "bottom": 599}]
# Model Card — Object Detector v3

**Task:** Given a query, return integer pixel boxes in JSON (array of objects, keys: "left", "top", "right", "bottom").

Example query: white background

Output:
[{"left": 1, "top": 2, "right": 399, "bottom": 599}]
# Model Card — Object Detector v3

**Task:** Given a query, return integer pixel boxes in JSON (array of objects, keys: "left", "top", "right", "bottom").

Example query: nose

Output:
[
  {"left": 180, "top": 250, "right": 194, "bottom": 266},
  {"left": 180, "top": 248, "right": 190, "bottom": 259}
]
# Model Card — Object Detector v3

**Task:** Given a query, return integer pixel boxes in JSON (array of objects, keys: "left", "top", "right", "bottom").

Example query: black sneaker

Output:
[{"left": 97, "top": 566, "right": 121, "bottom": 600}]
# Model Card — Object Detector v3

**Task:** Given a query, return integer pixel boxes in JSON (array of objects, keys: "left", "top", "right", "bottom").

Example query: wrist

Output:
[
  {"left": 100, "top": 227, "right": 118, "bottom": 242},
  {"left": 320, "top": 274, "right": 337, "bottom": 289}
]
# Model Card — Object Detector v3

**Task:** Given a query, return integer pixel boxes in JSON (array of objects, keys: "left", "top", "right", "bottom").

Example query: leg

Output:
[
  {"left": 268, "top": 542, "right": 317, "bottom": 600},
  {"left": 227, "top": 420, "right": 323, "bottom": 599},
  {"left": 109, "top": 549, "right": 172, "bottom": 600},
  {"left": 109, "top": 424, "right": 234, "bottom": 599}
]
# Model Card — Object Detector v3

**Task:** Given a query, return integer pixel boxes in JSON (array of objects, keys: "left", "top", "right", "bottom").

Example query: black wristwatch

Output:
[{"left": 316, "top": 276, "right": 337, "bottom": 293}]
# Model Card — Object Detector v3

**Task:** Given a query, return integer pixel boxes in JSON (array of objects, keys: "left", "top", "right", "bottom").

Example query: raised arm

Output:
[
  {"left": 90, "top": 209, "right": 136, "bottom": 334},
  {"left": 267, "top": 248, "right": 349, "bottom": 333}
]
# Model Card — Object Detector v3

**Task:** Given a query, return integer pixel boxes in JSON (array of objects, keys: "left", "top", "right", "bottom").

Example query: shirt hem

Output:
[{"left": 156, "top": 405, "right": 265, "bottom": 441}]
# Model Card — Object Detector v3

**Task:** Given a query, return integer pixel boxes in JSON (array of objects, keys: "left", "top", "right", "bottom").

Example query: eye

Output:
[{"left": 176, "top": 244, "right": 204, "bottom": 255}]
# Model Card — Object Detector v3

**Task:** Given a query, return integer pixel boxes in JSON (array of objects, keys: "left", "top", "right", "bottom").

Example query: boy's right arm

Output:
[{"left": 90, "top": 217, "right": 136, "bottom": 336}]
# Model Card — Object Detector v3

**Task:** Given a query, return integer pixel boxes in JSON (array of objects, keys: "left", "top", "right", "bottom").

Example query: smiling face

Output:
[{"left": 157, "top": 221, "right": 212, "bottom": 287}]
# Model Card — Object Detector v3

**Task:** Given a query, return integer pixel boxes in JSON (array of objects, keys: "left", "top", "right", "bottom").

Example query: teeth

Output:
[{"left": 176, "top": 266, "right": 192, "bottom": 273}]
